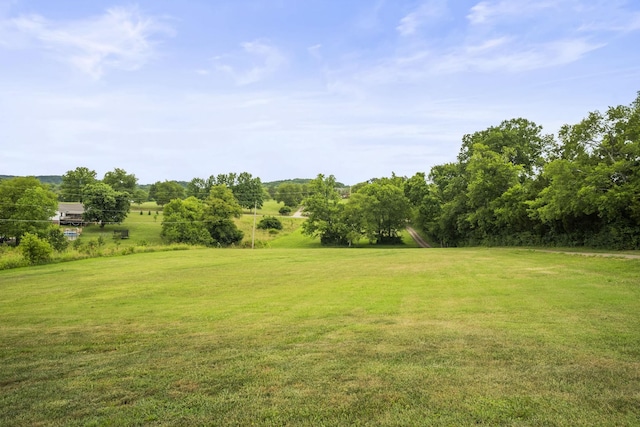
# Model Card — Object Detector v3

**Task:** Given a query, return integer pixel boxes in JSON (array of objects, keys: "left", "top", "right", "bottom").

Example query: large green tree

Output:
[
  {"left": 160, "top": 186, "right": 244, "bottom": 246},
  {"left": 161, "top": 197, "right": 213, "bottom": 245},
  {"left": 186, "top": 177, "right": 213, "bottom": 200},
  {"left": 458, "top": 118, "right": 555, "bottom": 175},
  {"left": 302, "top": 174, "right": 347, "bottom": 245},
  {"left": 186, "top": 173, "right": 264, "bottom": 209},
  {"left": 275, "top": 182, "right": 305, "bottom": 208},
  {"left": 103, "top": 168, "right": 138, "bottom": 195},
  {"left": 60, "top": 167, "right": 97, "bottom": 202},
  {"left": 203, "top": 185, "right": 244, "bottom": 245},
  {"left": 232, "top": 172, "right": 264, "bottom": 210},
  {"left": 83, "top": 182, "right": 130, "bottom": 228},
  {"left": 0, "top": 177, "right": 58, "bottom": 245},
  {"left": 149, "top": 180, "right": 186, "bottom": 206},
  {"left": 356, "top": 179, "right": 411, "bottom": 244}
]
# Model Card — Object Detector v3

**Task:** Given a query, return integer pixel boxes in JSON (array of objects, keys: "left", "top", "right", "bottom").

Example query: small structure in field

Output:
[
  {"left": 113, "top": 229, "right": 129, "bottom": 239},
  {"left": 53, "top": 203, "right": 85, "bottom": 226}
]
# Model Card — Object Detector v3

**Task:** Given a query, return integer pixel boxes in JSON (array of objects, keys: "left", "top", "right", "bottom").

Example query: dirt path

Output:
[
  {"left": 292, "top": 207, "right": 304, "bottom": 218},
  {"left": 406, "top": 226, "right": 431, "bottom": 248}
]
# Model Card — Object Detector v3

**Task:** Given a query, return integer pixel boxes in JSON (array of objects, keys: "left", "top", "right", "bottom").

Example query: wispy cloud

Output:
[
  {"left": 214, "top": 40, "right": 286, "bottom": 85},
  {"left": 396, "top": 0, "right": 448, "bottom": 36},
  {"left": 5, "top": 5, "right": 173, "bottom": 79},
  {"left": 467, "top": 0, "right": 557, "bottom": 25},
  {"left": 434, "top": 38, "right": 603, "bottom": 73},
  {"left": 347, "top": 0, "right": 637, "bottom": 85}
]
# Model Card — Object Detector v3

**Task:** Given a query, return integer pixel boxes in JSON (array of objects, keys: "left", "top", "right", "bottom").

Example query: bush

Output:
[
  {"left": 46, "top": 226, "right": 69, "bottom": 252},
  {"left": 20, "top": 232, "right": 53, "bottom": 265},
  {"left": 279, "top": 206, "right": 292, "bottom": 216},
  {"left": 258, "top": 216, "right": 283, "bottom": 230},
  {"left": 72, "top": 238, "right": 83, "bottom": 251}
]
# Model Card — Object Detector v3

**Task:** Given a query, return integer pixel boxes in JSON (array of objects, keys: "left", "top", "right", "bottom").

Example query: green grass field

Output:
[{"left": 1, "top": 248, "right": 639, "bottom": 425}]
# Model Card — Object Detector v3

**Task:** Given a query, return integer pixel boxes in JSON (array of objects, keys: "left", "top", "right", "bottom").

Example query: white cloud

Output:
[
  {"left": 215, "top": 40, "right": 286, "bottom": 85},
  {"left": 5, "top": 5, "right": 173, "bottom": 79}
]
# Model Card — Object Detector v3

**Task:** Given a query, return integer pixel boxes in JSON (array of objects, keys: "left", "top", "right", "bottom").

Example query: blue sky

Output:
[{"left": 1, "top": 0, "right": 639, "bottom": 184}]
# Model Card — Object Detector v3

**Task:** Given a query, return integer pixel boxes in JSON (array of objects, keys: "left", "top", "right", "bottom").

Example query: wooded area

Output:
[{"left": 413, "top": 92, "right": 640, "bottom": 249}]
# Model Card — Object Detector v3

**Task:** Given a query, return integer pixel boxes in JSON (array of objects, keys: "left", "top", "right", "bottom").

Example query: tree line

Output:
[
  {"left": 415, "top": 92, "right": 640, "bottom": 249},
  {"left": 300, "top": 92, "right": 640, "bottom": 249}
]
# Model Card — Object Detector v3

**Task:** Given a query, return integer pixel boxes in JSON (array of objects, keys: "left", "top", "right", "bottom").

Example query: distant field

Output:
[
  {"left": 1, "top": 248, "right": 639, "bottom": 425},
  {"left": 76, "top": 200, "right": 420, "bottom": 250}
]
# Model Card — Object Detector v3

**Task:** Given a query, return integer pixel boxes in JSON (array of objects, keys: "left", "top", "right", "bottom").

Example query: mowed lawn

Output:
[{"left": 1, "top": 248, "right": 639, "bottom": 426}]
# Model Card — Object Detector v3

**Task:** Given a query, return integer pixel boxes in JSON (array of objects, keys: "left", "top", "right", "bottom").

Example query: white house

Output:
[{"left": 52, "top": 203, "right": 85, "bottom": 226}]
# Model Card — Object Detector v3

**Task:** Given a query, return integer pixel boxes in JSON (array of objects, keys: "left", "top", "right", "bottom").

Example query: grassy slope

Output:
[{"left": 1, "top": 248, "right": 639, "bottom": 426}]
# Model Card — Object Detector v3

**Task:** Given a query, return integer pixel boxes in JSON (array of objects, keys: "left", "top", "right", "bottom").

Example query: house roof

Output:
[{"left": 58, "top": 202, "right": 84, "bottom": 214}]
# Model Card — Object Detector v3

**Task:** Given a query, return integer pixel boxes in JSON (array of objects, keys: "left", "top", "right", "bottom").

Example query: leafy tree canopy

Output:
[
  {"left": 60, "top": 167, "right": 97, "bottom": 202},
  {"left": 149, "top": 180, "right": 185, "bottom": 206},
  {"left": 161, "top": 186, "right": 244, "bottom": 246},
  {"left": 83, "top": 182, "right": 130, "bottom": 228},
  {"left": 103, "top": 168, "right": 138, "bottom": 195},
  {"left": 0, "top": 177, "right": 58, "bottom": 244}
]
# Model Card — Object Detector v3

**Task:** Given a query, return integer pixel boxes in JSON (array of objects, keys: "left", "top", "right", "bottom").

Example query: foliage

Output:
[
  {"left": 356, "top": 178, "right": 411, "bottom": 244},
  {"left": 257, "top": 216, "right": 283, "bottom": 230},
  {"left": 186, "top": 177, "right": 213, "bottom": 200},
  {"left": 132, "top": 189, "right": 148, "bottom": 205},
  {"left": 412, "top": 93, "right": 640, "bottom": 249},
  {"left": 0, "top": 177, "right": 58, "bottom": 245},
  {"left": 148, "top": 180, "right": 185, "bottom": 206},
  {"left": 302, "top": 174, "right": 412, "bottom": 246},
  {"left": 279, "top": 205, "right": 292, "bottom": 215},
  {"left": 160, "top": 186, "right": 244, "bottom": 246},
  {"left": 46, "top": 226, "right": 69, "bottom": 252},
  {"left": 186, "top": 173, "right": 264, "bottom": 209},
  {"left": 83, "top": 182, "right": 131, "bottom": 228},
  {"left": 59, "top": 167, "right": 97, "bottom": 202},
  {"left": 301, "top": 174, "right": 348, "bottom": 245},
  {"left": 161, "top": 197, "right": 213, "bottom": 246},
  {"left": 19, "top": 232, "right": 53, "bottom": 264},
  {"left": 203, "top": 185, "right": 244, "bottom": 245},
  {"left": 102, "top": 168, "right": 138, "bottom": 196},
  {"left": 275, "top": 182, "right": 306, "bottom": 207},
  {"left": 232, "top": 172, "right": 264, "bottom": 210}
]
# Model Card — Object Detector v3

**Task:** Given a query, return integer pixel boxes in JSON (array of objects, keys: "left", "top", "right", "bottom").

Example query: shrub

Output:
[
  {"left": 279, "top": 206, "right": 292, "bottom": 216},
  {"left": 46, "top": 226, "right": 69, "bottom": 252},
  {"left": 258, "top": 216, "right": 283, "bottom": 230},
  {"left": 20, "top": 232, "right": 53, "bottom": 265},
  {"left": 72, "top": 238, "right": 83, "bottom": 251}
]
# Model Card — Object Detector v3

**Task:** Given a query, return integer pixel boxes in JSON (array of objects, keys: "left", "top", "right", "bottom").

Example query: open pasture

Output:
[{"left": 1, "top": 248, "right": 639, "bottom": 425}]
